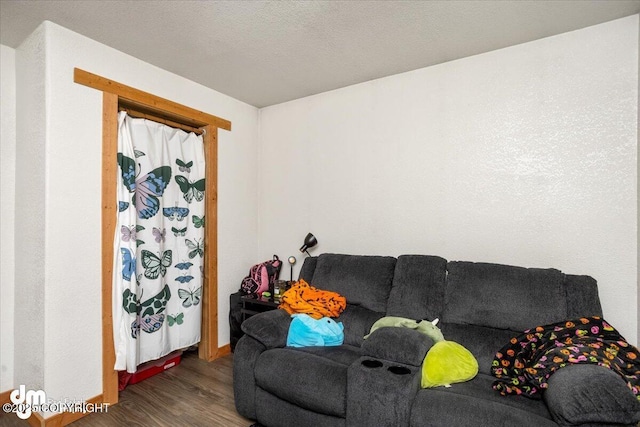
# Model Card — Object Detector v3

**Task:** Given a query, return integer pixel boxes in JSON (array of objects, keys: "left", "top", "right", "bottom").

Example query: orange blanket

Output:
[{"left": 279, "top": 279, "right": 346, "bottom": 319}]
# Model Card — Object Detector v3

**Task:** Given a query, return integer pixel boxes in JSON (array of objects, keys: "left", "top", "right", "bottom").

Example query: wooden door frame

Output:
[{"left": 74, "top": 68, "right": 231, "bottom": 405}]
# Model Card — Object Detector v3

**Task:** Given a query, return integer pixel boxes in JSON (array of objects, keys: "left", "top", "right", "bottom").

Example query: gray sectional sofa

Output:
[{"left": 233, "top": 253, "right": 640, "bottom": 427}]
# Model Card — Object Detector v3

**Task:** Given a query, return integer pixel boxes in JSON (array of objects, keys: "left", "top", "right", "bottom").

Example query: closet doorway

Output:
[{"left": 75, "top": 68, "right": 231, "bottom": 405}]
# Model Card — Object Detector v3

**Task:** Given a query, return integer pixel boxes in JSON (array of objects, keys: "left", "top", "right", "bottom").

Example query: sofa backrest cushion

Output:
[
  {"left": 386, "top": 255, "right": 447, "bottom": 320},
  {"left": 298, "top": 256, "right": 318, "bottom": 283},
  {"left": 443, "top": 261, "right": 568, "bottom": 331},
  {"left": 564, "top": 274, "right": 603, "bottom": 318},
  {"left": 310, "top": 254, "right": 397, "bottom": 313},
  {"left": 440, "top": 322, "right": 517, "bottom": 375},
  {"left": 336, "top": 305, "right": 385, "bottom": 347}
]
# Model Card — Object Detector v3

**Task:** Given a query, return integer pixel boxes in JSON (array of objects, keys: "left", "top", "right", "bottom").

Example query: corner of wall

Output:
[
  {"left": 256, "top": 107, "right": 264, "bottom": 256},
  {"left": 13, "top": 22, "right": 48, "bottom": 391}
]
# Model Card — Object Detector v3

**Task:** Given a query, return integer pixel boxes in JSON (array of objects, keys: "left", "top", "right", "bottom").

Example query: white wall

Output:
[
  {"left": 13, "top": 21, "right": 259, "bottom": 406},
  {"left": 259, "top": 16, "right": 639, "bottom": 344},
  {"left": 1, "top": 45, "right": 17, "bottom": 392}
]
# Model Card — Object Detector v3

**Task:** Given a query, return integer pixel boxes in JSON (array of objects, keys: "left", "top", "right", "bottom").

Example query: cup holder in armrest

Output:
[
  {"left": 349, "top": 359, "right": 417, "bottom": 426},
  {"left": 387, "top": 366, "right": 411, "bottom": 375},
  {"left": 361, "top": 359, "right": 383, "bottom": 368}
]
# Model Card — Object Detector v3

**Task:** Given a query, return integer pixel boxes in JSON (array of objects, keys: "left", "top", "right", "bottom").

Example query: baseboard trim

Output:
[
  {"left": 217, "top": 344, "right": 231, "bottom": 357},
  {"left": 27, "top": 411, "right": 44, "bottom": 427},
  {"left": 23, "top": 394, "right": 105, "bottom": 427}
]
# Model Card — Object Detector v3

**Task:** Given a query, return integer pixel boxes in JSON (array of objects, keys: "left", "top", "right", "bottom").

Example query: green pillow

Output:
[
  {"left": 364, "top": 316, "right": 445, "bottom": 343},
  {"left": 421, "top": 340, "right": 479, "bottom": 388}
]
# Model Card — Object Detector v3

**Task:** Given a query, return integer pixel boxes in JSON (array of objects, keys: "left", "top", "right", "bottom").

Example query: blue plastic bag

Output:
[{"left": 286, "top": 314, "right": 344, "bottom": 347}]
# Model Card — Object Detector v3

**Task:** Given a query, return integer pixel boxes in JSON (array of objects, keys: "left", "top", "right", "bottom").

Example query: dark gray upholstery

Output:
[
  {"left": 544, "top": 364, "right": 640, "bottom": 426},
  {"left": 255, "top": 348, "right": 350, "bottom": 417},
  {"left": 233, "top": 253, "right": 638, "bottom": 427},
  {"left": 444, "top": 261, "right": 568, "bottom": 331},
  {"left": 334, "top": 304, "right": 383, "bottom": 347},
  {"left": 311, "top": 254, "right": 396, "bottom": 313},
  {"left": 233, "top": 334, "right": 266, "bottom": 419},
  {"left": 298, "top": 256, "right": 318, "bottom": 283},
  {"left": 387, "top": 255, "right": 447, "bottom": 320},
  {"left": 255, "top": 388, "right": 345, "bottom": 427},
  {"left": 293, "top": 345, "right": 363, "bottom": 366},
  {"left": 241, "top": 309, "right": 291, "bottom": 348},
  {"left": 564, "top": 275, "right": 603, "bottom": 318},
  {"left": 348, "top": 356, "right": 421, "bottom": 427},
  {"left": 361, "top": 327, "right": 435, "bottom": 367},
  {"left": 411, "top": 374, "right": 557, "bottom": 427},
  {"left": 439, "top": 322, "right": 517, "bottom": 375}
]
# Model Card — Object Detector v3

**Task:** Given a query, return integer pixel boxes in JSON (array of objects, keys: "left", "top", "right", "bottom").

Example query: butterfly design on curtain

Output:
[
  {"left": 141, "top": 249, "right": 172, "bottom": 279},
  {"left": 121, "top": 225, "right": 145, "bottom": 247},
  {"left": 122, "top": 288, "right": 138, "bottom": 315},
  {"left": 168, "top": 313, "right": 184, "bottom": 326},
  {"left": 175, "top": 261, "right": 193, "bottom": 270},
  {"left": 185, "top": 238, "right": 204, "bottom": 259},
  {"left": 171, "top": 226, "right": 187, "bottom": 236},
  {"left": 178, "top": 286, "right": 202, "bottom": 308},
  {"left": 118, "top": 153, "right": 172, "bottom": 219},
  {"left": 163, "top": 206, "right": 189, "bottom": 221},
  {"left": 176, "top": 159, "right": 193, "bottom": 173},
  {"left": 175, "top": 275, "right": 194, "bottom": 284},
  {"left": 192, "top": 215, "right": 205, "bottom": 228},
  {"left": 123, "top": 284, "right": 171, "bottom": 337},
  {"left": 121, "top": 248, "right": 136, "bottom": 282},
  {"left": 175, "top": 175, "right": 205, "bottom": 203},
  {"left": 152, "top": 227, "right": 166, "bottom": 243}
]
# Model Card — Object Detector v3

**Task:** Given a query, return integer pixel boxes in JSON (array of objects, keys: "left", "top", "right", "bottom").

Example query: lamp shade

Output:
[{"left": 299, "top": 233, "right": 318, "bottom": 253}]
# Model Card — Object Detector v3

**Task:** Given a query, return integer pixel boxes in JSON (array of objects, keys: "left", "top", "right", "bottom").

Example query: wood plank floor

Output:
[{"left": 0, "top": 351, "right": 253, "bottom": 427}]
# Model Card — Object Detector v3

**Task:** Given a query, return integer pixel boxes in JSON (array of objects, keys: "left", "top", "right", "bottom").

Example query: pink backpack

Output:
[{"left": 240, "top": 255, "right": 282, "bottom": 296}]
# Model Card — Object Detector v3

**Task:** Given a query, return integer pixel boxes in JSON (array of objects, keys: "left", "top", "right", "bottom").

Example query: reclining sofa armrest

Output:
[
  {"left": 241, "top": 309, "right": 292, "bottom": 349},
  {"left": 361, "top": 327, "right": 435, "bottom": 366},
  {"left": 233, "top": 334, "right": 266, "bottom": 420},
  {"left": 543, "top": 364, "right": 640, "bottom": 426}
]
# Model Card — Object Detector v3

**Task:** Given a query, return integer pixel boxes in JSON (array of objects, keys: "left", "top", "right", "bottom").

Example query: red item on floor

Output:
[
  {"left": 118, "top": 371, "right": 132, "bottom": 391},
  {"left": 118, "top": 350, "right": 183, "bottom": 390}
]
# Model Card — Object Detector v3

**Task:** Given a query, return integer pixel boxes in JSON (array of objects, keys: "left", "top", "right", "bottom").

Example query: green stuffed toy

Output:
[
  {"left": 364, "top": 316, "right": 445, "bottom": 342},
  {"left": 365, "top": 316, "right": 478, "bottom": 388}
]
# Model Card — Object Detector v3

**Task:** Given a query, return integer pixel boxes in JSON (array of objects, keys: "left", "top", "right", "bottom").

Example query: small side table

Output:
[{"left": 240, "top": 295, "right": 280, "bottom": 322}]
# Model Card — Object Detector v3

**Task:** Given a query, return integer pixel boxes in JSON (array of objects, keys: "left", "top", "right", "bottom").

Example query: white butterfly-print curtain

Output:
[{"left": 113, "top": 112, "right": 205, "bottom": 373}]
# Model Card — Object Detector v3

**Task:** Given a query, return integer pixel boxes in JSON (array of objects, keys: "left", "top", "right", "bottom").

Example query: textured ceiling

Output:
[{"left": 1, "top": 0, "right": 639, "bottom": 107}]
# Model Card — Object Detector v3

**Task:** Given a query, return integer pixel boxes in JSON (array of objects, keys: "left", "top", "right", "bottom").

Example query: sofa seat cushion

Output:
[
  {"left": 410, "top": 373, "right": 556, "bottom": 427},
  {"left": 444, "top": 261, "right": 568, "bottom": 331},
  {"left": 254, "top": 346, "right": 362, "bottom": 418},
  {"left": 293, "top": 344, "right": 363, "bottom": 366}
]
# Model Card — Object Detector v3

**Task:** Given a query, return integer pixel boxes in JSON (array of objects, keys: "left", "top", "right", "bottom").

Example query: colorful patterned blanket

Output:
[{"left": 492, "top": 316, "right": 640, "bottom": 400}]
